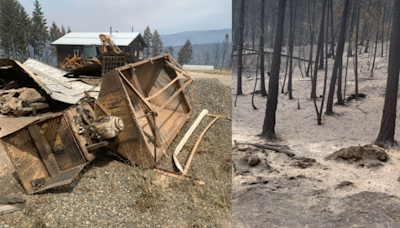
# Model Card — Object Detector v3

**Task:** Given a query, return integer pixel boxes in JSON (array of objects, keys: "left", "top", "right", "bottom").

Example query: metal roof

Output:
[
  {"left": 51, "top": 32, "right": 141, "bottom": 46},
  {"left": 21, "top": 58, "right": 99, "bottom": 104}
]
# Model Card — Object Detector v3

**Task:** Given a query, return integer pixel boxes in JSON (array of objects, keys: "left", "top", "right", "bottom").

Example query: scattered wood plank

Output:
[
  {"left": 0, "top": 205, "right": 21, "bottom": 215},
  {"left": 153, "top": 168, "right": 205, "bottom": 185},
  {"left": 183, "top": 117, "right": 220, "bottom": 175},
  {"left": 234, "top": 140, "right": 296, "bottom": 157},
  {"left": 173, "top": 109, "right": 209, "bottom": 173}
]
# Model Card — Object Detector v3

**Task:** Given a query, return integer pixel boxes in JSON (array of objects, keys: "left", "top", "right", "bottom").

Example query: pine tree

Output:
[
  {"left": 151, "top": 29, "right": 163, "bottom": 57},
  {"left": 61, "top": 25, "right": 66, "bottom": 35},
  {"left": 14, "top": 3, "right": 30, "bottom": 61},
  {"left": 0, "top": 0, "right": 18, "bottom": 58},
  {"left": 50, "top": 21, "right": 60, "bottom": 41},
  {"left": 178, "top": 39, "right": 193, "bottom": 65},
  {"left": 50, "top": 21, "right": 63, "bottom": 58},
  {"left": 67, "top": 26, "right": 71, "bottom": 33},
  {"left": 0, "top": 0, "right": 29, "bottom": 60},
  {"left": 30, "top": 0, "right": 49, "bottom": 60},
  {"left": 164, "top": 46, "right": 174, "bottom": 56},
  {"left": 221, "top": 34, "right": 230, "bottom": 69},
  {"left": 143, "top": 26, "right": 152, "bottom": 59}
]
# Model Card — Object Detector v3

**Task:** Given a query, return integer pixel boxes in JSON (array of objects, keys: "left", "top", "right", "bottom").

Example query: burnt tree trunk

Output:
[
  {"left": 314, "top": 0, "right": 329, "bottom": 125},
  {"left": 375, "top": 0, "right": 400, "bottom": 148},
  {"left": 237, "top": 0, "right": 245, "bottom": 95},
  {"left": 288, "top": 0, "right": 296, "bottom": 100},
  {"left": 270, "top": 3, "right": 277, "bottom": 48},
  {"left": 306, "top": 0, "right": 316, "bottom": 77},
  {"left": 262, "top": 0, "right": 286, "bottom": 139},
  {"left": 354, "top": 0, "right": 360, "bottom": 99},
  {"left": 370, "top": 14, "right": 381, "bottom": 78},
  {"left": 311, "top": 0, "right": 327, "bottom": 99},
  {"left": 329, "top": 0, "right": 335, "bottom": 59},
  {"left": 326, "top": 0, "right": 350, "bottom": 115},
  {"left": 260, "top": 0, "right": 267, "bottom": 96},
  {"left": 381, "top": 6, "right": 386, "bottom": 57}
]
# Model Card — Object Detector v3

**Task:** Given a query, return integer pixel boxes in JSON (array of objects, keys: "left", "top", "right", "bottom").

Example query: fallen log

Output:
[{"left": 234, "top": 140, "right": 296, "bottom": 157}]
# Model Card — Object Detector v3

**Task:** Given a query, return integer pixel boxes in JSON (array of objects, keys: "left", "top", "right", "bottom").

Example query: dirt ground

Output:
[
  {"left": 0, "top": 72, "right": 231, "bottom": 227},
  {"left": 189, "top": 70, "right": 232, "bottom": 87},
  {"left": 232, "top": 43, "right": 400, "bottom": 227}
]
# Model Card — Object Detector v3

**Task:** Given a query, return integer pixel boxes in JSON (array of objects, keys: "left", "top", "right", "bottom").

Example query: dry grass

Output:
[{"left": 189, "top": 69, "right": 232, "bottom": 75}]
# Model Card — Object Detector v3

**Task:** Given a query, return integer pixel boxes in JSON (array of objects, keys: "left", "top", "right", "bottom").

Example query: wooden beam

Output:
[
  {"left": 183, "top": 117, "right": 220, "bottom": 175},
  {"left": 0, "top": 205, "right": 21, "bottom": 215}
]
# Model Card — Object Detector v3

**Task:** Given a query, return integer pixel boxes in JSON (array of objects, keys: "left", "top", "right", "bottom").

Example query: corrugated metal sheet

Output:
[
  {"left": 51, "top": 32, "right": 140, "bottom": 46},
  {"left": 21, "top": 58, "right": 99, "bottom": 104}
]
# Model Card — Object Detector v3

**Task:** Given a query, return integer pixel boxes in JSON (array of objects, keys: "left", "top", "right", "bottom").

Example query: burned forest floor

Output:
[
  {"left": 0, "top": 73, "right": 232, "bottom": 227},
  {"left": 232, "top": 44, "right": 400, "bottom": 228}
]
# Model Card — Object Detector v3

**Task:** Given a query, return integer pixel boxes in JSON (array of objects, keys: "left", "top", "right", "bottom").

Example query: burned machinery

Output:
[{"left": 1, "top": 54, "right": 194, "bottom": 194}]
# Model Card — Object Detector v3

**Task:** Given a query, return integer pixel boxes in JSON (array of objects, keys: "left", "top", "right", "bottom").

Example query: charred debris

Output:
[{"left": 0, "top": 53, "right": 227, "bottom": 195}]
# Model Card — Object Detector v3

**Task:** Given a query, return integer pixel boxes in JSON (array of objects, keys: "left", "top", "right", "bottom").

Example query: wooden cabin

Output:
[{"left": 51, "top": 32, "right": 147, "bottom": 65}]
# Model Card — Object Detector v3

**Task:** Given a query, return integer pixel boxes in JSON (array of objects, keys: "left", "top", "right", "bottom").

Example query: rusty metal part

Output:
[
  {"left": 95, "top": 54, "right": 193, "bottom": 168},
  {"left": 1, "top": 113, "right": 87, "bottom": 194},
  {"left": 89, "top": 116, "right": 124, "bottom": 140},
  {"left": 1, "top": 98, "right": 124, "bottom": 194}
]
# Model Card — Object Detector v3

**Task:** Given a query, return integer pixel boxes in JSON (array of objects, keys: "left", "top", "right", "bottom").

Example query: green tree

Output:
[
  {"left": 178, "top": 39, "right": 193, "bottom": 65},
  {"left": 49, "top": 21, "right": 63, "bottom": 58},
  {"left": 30, "top": 0, "right": 49, "bottom": 60},
  {"left": 0, "top": 0, "right": 29, "bottom": 61},
  {"left": 0, "top": 0, "right": 18, "bottom": 58},
  {"left": 14, "top": 3, "right": 30, "bottom": 61},
  {"left": 143, "top": 26, "right": 152, "bottom": 59},
  {"left": 221, "top": 34, "right": 230, "bottom": 69},
  {"left": 49, "top": 21, "right": 62, "bottom": 41},
  {"left": 164, "top": 46, "right": 174, "bottom": 56},
  {"left": 151, "top": 29, "right": 163, "bottom": 57}
]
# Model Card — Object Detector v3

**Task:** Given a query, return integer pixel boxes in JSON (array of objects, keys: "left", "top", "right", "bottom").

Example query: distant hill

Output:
[{"left": 160, "top": 29, "right": 232, "bottom": 47}]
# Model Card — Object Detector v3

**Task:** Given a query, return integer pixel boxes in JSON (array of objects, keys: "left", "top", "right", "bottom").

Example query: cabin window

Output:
[
  {"left": 74, "top": 49, "right": 81, "bottom": 57},
  {"left": 139, "top": 51, "right": 143, "bottom": 60},
  {"left": 135, "top": 51, "right": 137, "bottom": 56}
]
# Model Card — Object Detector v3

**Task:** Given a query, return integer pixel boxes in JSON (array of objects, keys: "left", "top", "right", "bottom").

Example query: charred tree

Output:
[
  {"left": 287, "top": 0, "right": 296, "bottom": 100},
  {"left": 354, "top": 0, "right": 360, "bottom": 99},
  {"left": 269, "top": 2, "right": 277, "bottom": 48},
  {"left": 236, "top": 0, "right": 245, "bottom": 95},
  {"left": 326, "top": 0, "right": 350, "bottom": 115},
  {"left": 311, "top": 0, "right": 327, "bottom": 99},
  {"left": 375, "top": 0, "right": 400, "bottom": 148},
  {"left": 381, "top": 5, "right": 386, "bottom": 57},
  {"left": 314, "top": 0, "right": 329, "bottom": 125},
  {"left": 259, "top": 0, "right": 267, "bottom": 96},
  {"left": 370, "top": 14, "right": 381, "bottom": 78},
  {"left": 306, "top": 0, "right": 316, "bottom": 77},
  {"left": 262, "top": 0, "right": 286, "bottom": 139},
  {"left": 329, "top": 0, "right": 335, "bottom": 59}
]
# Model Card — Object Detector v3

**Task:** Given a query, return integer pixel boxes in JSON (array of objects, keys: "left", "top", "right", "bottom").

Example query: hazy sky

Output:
[{"left": 18, "top": 0, "right": 232, "bottom": 35}]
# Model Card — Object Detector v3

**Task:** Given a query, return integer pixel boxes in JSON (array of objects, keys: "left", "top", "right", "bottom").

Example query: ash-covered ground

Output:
[{"left": 232, "top": 43, "right": 400, "bottom": 228}]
